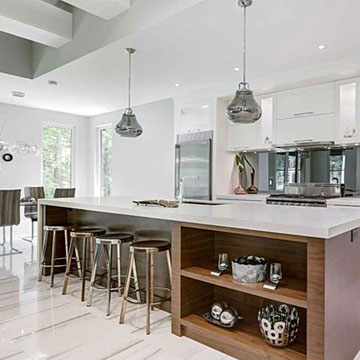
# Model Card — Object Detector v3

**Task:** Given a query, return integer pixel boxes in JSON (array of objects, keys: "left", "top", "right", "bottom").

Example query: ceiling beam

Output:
[
  {"left": 0, "top": 0, "right": 72, "bottom": 48},
  {"left": 62, "top": 0, "right": 130, "bottom": 20}
]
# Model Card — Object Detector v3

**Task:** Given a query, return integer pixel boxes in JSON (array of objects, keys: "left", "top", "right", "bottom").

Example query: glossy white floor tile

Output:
[{"left": 0, "top": 238, "right": 235, "bottom": 360}]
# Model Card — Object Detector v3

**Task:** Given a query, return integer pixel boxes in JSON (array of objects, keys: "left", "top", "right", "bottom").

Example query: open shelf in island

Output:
[
  {"left": 181, "top": 265, "right": 307, "bottom": 309},
  {"left": 172, "top": 223, "right": 314, "bottom": 359},
  {"left": 181, "top": 313, "right": 306, "bottom": 360}
]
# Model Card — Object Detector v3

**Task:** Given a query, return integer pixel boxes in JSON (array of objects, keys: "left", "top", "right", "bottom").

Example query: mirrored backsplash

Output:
[{"left": 255, "top": 147, "right": 360, "bottom": 195}]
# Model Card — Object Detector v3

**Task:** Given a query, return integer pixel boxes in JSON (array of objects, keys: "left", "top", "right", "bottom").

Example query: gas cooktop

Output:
[{"left": 266, "top": 194, "right": 338, "bottom": 207}]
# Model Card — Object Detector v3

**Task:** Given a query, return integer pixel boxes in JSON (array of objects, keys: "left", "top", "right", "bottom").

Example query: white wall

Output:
[
  {"left": 89, "top": 98, "right": 174, "bottom": 199},
  {"left": 0, "top": 102, "right": 89, "bottom": 194},
  {"left": 0, "top": 102, "right": 89, "bottom": 235}
]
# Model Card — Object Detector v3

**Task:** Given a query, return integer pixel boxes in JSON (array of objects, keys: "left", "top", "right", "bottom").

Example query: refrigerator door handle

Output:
[{"left": 175, "top": 144, "right": 181, "bottom": 198}]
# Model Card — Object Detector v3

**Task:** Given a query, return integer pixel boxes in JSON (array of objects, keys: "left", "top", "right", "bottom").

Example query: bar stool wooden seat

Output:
[
  {"left": 119, "top": 240, "right": 172, "bottom": 335},
  {"left": 87, "top": 233, "right": 141, "bottom": 316},
  {"left": 62, "top": 227, "right": 106, "bottom": 301},
  {"left": 38, "top": 224, "right": 80, "bottom": 287}
]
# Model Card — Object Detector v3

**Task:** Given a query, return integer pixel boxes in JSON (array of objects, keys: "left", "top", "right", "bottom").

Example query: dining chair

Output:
[
  {"left": 54, "top": 188, "right": 76, "bottom": 198},
  {"left": 23, "top": 186, "right": 45, "bottom": 243},
  {"left": 0, "top": 189, "right": 22, "bottom": 255}
]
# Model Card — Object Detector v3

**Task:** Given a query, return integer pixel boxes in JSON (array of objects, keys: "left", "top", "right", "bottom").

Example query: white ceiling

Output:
[
  {"left": 61, "top": 0, "right": 130, "bottom": 20},
  {"left": 1, "top": 0, "right": 360, "bottom": 117}
]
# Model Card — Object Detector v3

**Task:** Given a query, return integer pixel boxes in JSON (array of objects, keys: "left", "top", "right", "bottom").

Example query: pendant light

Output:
[
  {"left": 226, "top": 0, "right": 262, "bottom": 124},
  {"left": 115, "top": 48, "right": 143, "bottom": 137}
]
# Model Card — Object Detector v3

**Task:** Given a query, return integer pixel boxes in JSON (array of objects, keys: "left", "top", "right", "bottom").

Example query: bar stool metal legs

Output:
[
  {"left": 119, "top": 240, "right": 172, "bottom": 335},
  {"left": 38, "top": 225, "right": 76, "bottom": 287},
  {"left": 87, "top": 233, "right": 140, "bottom": 316}
]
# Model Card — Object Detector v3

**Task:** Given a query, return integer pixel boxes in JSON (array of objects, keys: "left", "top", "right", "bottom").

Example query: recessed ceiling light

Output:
[
  {"left": 12, "top": 91, "right": 25, "bottom": 98},
  {"left": 202, "top": 105, "right": 210, "bottom": 109},
  {"left": 48, "top": 80, "right": 58, "bottom": 86},
  {"left": 318, "top": 45, "right": 326, "bottom": 50},
  {"left": 234, "top": 67, "right": 240, "bottom": 72},
  {"left": 174, "top": 83, "right": 181, "bottom": 87}
]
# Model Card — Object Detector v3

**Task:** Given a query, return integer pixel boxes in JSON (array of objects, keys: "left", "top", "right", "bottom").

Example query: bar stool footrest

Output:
[{"left": 124, "top": 286, "right": 171, "bottom": 305}]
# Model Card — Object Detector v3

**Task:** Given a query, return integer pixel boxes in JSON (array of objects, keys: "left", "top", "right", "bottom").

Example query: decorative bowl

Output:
[
  {"left": 202, "top": 311, "right": 244, "bottom": 329},
  {"left": 258, "top": 304, "right": 300, "bottom": 347},
  {"left": 231, "top": 256, "right": 267, "bottom": 283}
]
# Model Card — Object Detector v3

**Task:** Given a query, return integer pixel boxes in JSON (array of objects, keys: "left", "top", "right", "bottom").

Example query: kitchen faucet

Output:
[{"left": 177, "top": 176, "right": 200, "bottom": 204}]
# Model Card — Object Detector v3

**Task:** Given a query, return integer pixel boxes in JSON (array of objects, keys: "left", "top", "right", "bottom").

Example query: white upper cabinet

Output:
[
  {"left": 275, "top": 82, "right": 335, "bottom": 145},
  {"left": 277, "top": 82, "right": 335, "bottom": 120},
  {"left": 276, "top": 114, "right": 335, "bottom": 145},
  {"left": 227, "top": 94, "right": 276, "bottom": 151},
  {"left": 176, "top": 100, "right": 212, "bottom": 134},
  {"left": 335, "top": 78, "right": 360, "bottom": 144}
]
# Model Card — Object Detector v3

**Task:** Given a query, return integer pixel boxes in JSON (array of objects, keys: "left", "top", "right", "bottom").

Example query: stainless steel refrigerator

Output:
[{"left": 175, "top": 131, "right": 213, "bottom": 200}]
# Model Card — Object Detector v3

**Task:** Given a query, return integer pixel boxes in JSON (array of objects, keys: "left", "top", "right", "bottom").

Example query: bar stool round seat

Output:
[
  {"left": 70, "top": 227, "right": 106, "bottom": 238},
  {"left": 119, "top": 239, "right": 172, "bottom": 335},
  {"left": 95, "top": 233, "right": 133, "bottom": 245},
  {"left": 131, "top": 240, "right": 171, "bottom": 252},
  {"left": 38, "top": 223, "right": 78, "bottom": 288},
  {"left": 43, "top": 224, "right": 74, "bottom": 231},
  {"left": 62, "top": 227, "right": 107, "bottom": 302},
  {"left": 87, "top": 233, "right": 140, "bottom": 316}
]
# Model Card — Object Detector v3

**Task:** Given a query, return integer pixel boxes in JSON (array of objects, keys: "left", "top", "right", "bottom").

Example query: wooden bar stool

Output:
[
  {"left": 119, "top": 240, "right": 172, "bottom": 335},
  {"left": 38, "top": 224, "right": 80, "bottom": 287},
  {"left": 87, "top": 233, "right": 141, "bottom": 316},
  {"left": 62, "top": 227, "right": 106, "bottom": 301}
]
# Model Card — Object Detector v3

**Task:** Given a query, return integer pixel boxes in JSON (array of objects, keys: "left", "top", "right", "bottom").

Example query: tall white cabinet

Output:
[{"left": 335, "top": 78, "right": 360, "bottom": 144}]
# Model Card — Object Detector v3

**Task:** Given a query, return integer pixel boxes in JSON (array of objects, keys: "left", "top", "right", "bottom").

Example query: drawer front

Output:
[
  {"left": 276, "top": 113, "right": 335, "bottom": 145},
  {"left": 227, "top": 123, "right": 259, "bottom": 150},
  {"left": 277, "top": 83, "right": 335, "bottom": 120}
]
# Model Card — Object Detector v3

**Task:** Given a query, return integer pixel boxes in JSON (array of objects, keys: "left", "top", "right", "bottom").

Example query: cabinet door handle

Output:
[
  {"left": 293, "top": 111, "right": 315, "bottom": 117},
  {"left": 294, "top": 139, "right": 314, "bottom": 143},
  {"left": 344, "top": 129, "right": 356, "bottom": 138}
]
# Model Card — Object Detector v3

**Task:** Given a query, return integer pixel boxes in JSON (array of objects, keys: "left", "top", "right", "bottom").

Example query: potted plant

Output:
[{"left": 234, "top": 154, "right": 247, "bottom": 195}]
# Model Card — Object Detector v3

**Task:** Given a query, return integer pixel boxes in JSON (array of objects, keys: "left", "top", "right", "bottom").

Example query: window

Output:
[
  {"left": 275, "top": 152, "right": 299, "bottom": 191},
  {"left": 42, "top": 124, "right": 73, "bottom": 197},
  {"left": 330, "top": 150, "right": 345, "bottom": 184},
  {"left": 99, "top": 126, "right": 112, "bottom": 196},
  {"left": 275, "top": 153, "right": 286, "bottom": 191},
  {"left": 287, "top": 152, "right": 298, "bottom": 184}
]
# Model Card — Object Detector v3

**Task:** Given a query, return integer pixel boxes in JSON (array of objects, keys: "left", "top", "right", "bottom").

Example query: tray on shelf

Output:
[{"left": 202, "top": 311, "right": 244, "bottom": 329}]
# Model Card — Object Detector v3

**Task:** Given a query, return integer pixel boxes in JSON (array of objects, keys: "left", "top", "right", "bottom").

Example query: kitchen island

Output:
[{"left": 38, "top": 196, "right": 360, "bottom": 360}]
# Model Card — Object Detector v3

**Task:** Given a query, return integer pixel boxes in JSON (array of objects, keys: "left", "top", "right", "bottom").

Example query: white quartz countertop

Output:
[
  {"left": 39, "top": 196, "right": 360, "bottom": 239},
  {"left": 217, "top": 194, "right": 268, "bottom": 202}
]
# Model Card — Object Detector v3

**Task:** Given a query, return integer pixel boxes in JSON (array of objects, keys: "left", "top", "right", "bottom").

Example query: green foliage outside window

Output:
[
  {"left": 43, "top": 125, "right": 72, "bottom": 198},
  {"left": 100, "top": 127, "right": 112, "bottom": 196}
]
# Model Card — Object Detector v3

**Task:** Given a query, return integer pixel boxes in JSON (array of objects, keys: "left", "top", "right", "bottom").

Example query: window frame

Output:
[{"left": 41, "top": 122, "right": 76, "bottom": 192}]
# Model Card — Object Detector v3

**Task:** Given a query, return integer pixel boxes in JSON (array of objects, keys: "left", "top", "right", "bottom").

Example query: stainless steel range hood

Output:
[{"left": 274, "top": 140, "right": 335, "bottom": 150}]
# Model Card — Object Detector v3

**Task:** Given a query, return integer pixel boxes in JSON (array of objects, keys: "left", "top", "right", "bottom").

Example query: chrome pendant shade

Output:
[
  {"left": 226, "top": 82, "right": 262, "bottom": 124},
  {"left": 115, "top": 108, "right": 143, "bottom": 137},
  {"left": 226, "top": 0, "right": 262, "bottom": 124},
  {"left": 115, "top": 48, "right": 143, "bottom": 137}
]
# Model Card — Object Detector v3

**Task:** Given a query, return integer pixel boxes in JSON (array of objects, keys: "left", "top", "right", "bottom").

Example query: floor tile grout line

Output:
[
  {"left": 0, "top": 302, "right": 71, "bottom": 325},
  {"left": 143, "top": 348, "right": 163, "bottom": 360},
  {"left": 98, "top": 339, "right": 145, "bottom": 360},
  {"left": 0, "top": 351, "right": 24, "bottom": 360},
  {"left": 0, "top": 293, "right": 53, "bottom": 311},
  {"left": 131, "top": 315, "right": 171, "bottom": 334},
  {"left": 11, "top": 312, "right": 94, "bottom": 341}
]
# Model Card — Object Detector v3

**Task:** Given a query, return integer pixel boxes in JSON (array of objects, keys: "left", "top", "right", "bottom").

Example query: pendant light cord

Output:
[
  {"left": 128, "top": 50, "right": 132, "bottom": 109},
  {"left": 242, "top": 5, "right": 247, "bottom": 85}
]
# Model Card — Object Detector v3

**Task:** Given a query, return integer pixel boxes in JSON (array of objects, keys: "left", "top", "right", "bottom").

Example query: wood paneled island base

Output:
[
  {"left": 38, "top": 198, "right": 360, "bottom": 360},
  {"left": 171, "top": 223, "right": 360, "bottom": 360}
]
